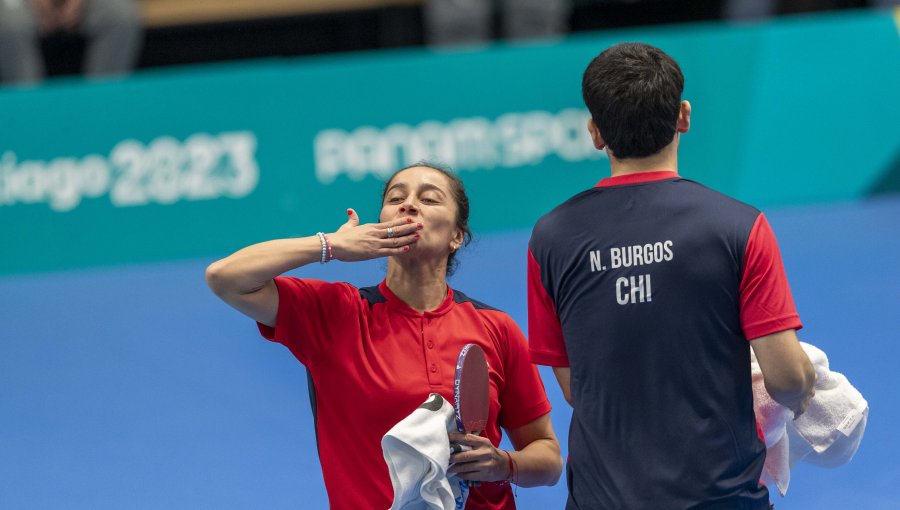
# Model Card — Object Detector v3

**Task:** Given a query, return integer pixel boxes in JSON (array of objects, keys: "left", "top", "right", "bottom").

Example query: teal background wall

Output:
[{"left": 1, "top": 10, "right": 898, "bottom": 275}]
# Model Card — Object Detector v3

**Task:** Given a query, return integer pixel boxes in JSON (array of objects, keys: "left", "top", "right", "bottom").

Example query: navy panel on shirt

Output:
[{"left": 529, "top": 173, "right": 771, "bottom": 510}]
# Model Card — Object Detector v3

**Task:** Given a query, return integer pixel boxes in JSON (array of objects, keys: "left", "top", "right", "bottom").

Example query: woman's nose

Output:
[{"left": 399, "top": 199, "right": 418, "bottom": 214}]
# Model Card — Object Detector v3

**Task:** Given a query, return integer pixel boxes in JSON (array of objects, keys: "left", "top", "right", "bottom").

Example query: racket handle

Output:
[
  {"left": 449, "top": 443, "right": 469, "bottom": 454},
  {"left": 464, "top": 431, "right": 481, "bottom": 487}
]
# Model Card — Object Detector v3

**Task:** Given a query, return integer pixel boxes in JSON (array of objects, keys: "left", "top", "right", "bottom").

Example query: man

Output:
[{"left": 527, "top": 42, "right": 816, "bottom": 509}]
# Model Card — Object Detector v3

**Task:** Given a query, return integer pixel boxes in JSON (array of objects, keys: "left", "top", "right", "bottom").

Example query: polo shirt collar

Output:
[
  {"left": 595, "top": 170, "right": 679, "bottom": 188},
  {"left": 378, "top": 280, "right": 455, "bottom": 317}
]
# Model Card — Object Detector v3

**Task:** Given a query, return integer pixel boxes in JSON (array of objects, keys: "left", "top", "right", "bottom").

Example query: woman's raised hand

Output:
[{"left": 329, "top": 208, "right": 422, "bottom": 262}]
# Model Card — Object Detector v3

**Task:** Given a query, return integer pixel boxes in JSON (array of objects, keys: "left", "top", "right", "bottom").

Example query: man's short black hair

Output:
[{"left": 582, "top": 42, "right": 684, "bottom": 159}]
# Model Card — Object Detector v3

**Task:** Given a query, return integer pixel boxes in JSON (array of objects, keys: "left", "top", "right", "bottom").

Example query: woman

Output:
[{"left": 206, "top": 163, "right": 562, "bottom": 509}]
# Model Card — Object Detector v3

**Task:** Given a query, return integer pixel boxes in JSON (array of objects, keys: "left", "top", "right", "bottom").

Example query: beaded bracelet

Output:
[{"left": 316, "top": 232, "right": 328, "bottom": 264}]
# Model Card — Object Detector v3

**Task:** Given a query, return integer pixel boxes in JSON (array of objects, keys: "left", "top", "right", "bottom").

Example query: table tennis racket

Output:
[
  {"left": 453, "top": 343, "right": 490, "bottom": 487},
  {"left": 454, "top": 343, "right": 489, "bottom": 435}
]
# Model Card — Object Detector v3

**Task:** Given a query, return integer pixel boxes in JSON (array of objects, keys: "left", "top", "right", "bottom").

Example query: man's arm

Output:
[
  {"left": 740, "top": 214, "right": 814, "bottom": 415},
  {"left": 750, "top": 329, "right": 816, "bottom": 417},
  {"left": 552, "top": 367, "right": 572, "bottom": 407}
]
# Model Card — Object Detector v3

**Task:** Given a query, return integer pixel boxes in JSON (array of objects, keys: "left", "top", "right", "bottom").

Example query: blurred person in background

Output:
[
  {"left": 425, "top": 0, "right": 571, "bottom": 46},
  {"left": 725, "top": 0, "right": 899, "bottom": 20},
  {"left": 0, "top": 0, "right": 141, "bottom": 85}
]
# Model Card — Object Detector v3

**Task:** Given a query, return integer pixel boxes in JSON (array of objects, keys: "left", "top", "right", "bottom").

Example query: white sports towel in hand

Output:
[
  {"left": 382, "top": 394, "right": 470, "bottom": 510},
  {"left": 751, "top": 342, "right": 868, "bottom": 496}
]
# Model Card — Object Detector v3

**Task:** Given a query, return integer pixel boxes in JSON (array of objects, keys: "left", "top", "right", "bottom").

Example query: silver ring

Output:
[{"left": 387, "top": 227, "right": 395, "bottom": 238}]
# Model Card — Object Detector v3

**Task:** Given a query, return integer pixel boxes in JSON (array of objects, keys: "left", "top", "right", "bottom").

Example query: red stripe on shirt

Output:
[
  {"left": 739, "top": 214, "right": 803, "bottom": 340},
  {"left": 527, "top": 248, "right": 569, "bottom": 367}
]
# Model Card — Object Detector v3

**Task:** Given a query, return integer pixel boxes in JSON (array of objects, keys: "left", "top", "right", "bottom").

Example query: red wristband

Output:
[{"left": 504, "top": 450, "right": 516, "bottom": 484}]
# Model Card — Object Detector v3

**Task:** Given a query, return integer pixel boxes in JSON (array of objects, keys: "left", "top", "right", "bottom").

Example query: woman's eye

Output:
[
  {"left": 388, "top": 197, "right": 403, "bottom": 203},
  {"left": 421, "top": 197, "right": 438, "bottom": 204}
]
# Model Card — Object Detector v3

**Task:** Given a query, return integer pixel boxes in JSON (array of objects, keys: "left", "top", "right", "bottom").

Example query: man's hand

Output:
[
  {"left": 751, "top": 329, "right": 816, "bottom": 419},
  {"left": 791, "top": 383, "right": 815, "bottom": 419}
]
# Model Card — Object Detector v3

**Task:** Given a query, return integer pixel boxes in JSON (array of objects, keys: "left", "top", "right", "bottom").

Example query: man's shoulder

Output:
[
  {"left": 532, "top": 188, "right": 597, "bottom": 240},
  {"left": 675, "top": 178, "right": 760, "bottom": 215}
]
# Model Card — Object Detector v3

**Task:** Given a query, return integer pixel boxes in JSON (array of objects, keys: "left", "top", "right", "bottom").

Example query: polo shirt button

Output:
[
  {"left": 427, "top": 341, "right": 434, "bottom": 349},
  {"left": 430, "top": 364, "right": 437, "bottom": 373}
]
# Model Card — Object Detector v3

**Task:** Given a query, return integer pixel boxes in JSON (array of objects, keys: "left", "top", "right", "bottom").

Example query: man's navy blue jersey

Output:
[{"left": 528, "top": 171, "right": 801, "bottom": 510}]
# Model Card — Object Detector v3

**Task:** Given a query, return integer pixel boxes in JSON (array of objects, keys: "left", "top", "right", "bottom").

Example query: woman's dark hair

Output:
[
  {"left": 582, "top": 42, "right": 684, "bottom": 159},
  {"left": 381, "top": 161, "right": 472, "bottom": 277}
]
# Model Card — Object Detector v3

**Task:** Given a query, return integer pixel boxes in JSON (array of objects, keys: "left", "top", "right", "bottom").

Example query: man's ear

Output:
[
  {"left": 676, "top": 100, "right": 691, "bottom": 134},
  {"left": 587, "top": 119, "right": 606, "bottom": 151}
]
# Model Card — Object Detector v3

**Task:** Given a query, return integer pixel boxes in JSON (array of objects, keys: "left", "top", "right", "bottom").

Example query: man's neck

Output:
[{"left": 608, "top": 140, "right": 679, "bottom": 177}]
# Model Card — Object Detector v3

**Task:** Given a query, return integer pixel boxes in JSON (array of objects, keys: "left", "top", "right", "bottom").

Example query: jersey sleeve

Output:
[
  {"left": 257, "top": 277, "right": 359, "bottom": 365},
  {"left": 739, "top": 214, "right": 803, "bottom": 340},
  {"left": 496, "top": 315, "right": 553, "bottom": 430},
  {"left": 527, "top": 246, "right": 569, "bottom": 367}
]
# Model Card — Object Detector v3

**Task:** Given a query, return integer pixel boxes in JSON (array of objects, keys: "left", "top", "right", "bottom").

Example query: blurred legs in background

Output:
[
  {"left": 425, "top": 0, "right": 571, "bottom": 46},
  {"left": 0, "top": 0, "right": 142, "bottom": 85},
  {"left": 501, "top": 0, "right": 570, "bottom": 40},
  {"left": 81, "top": 0, "right": 142, "bottom": 78},
  {"left": 425, "top": 0, "right": 492, "bottom": 45},
  {"left": 724, "top": 0, "right": 777, "bottom": 20},
  {"left": 0, "top": 0, "right": 44, "bottom": 82}
]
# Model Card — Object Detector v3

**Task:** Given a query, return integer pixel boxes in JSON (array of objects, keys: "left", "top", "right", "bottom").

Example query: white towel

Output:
[
  {"left": 382, "top": 394, "right": 470, "bottom": 510},
  {"left": 751, "top": 342, "right": 868, "bottom": 496}
]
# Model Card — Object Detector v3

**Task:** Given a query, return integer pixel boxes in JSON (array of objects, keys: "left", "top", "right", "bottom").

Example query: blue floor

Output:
[{"left": 1, "top": 196, "right": 897, "bottom": 509}]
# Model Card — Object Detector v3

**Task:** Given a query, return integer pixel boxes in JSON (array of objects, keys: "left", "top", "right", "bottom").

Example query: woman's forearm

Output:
[
  {"left": 205, "top": 236, "right": 323, "bottom": 297},
  {"left": 507, "top": 438, "right": 563, "bottom": 488}
]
